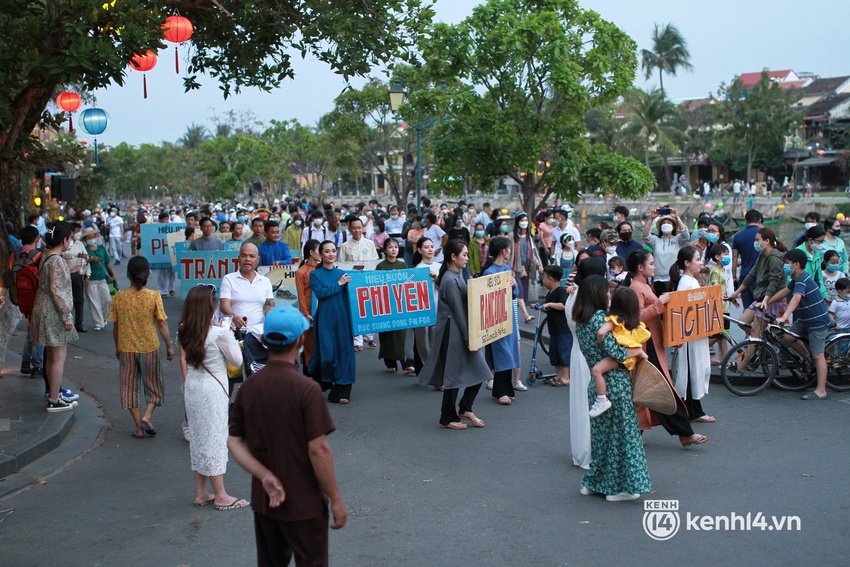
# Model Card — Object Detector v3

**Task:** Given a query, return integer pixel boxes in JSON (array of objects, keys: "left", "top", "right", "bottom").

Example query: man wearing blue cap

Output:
[{"left": 229, "top": 307, "right": 347, "bottom": 566}]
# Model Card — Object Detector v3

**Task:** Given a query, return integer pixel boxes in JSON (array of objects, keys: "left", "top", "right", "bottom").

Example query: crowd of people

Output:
[{"left": 6, "top": 194, "right": 848, "bottom": 562}]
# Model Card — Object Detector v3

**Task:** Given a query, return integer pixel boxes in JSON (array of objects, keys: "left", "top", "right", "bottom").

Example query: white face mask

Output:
[
  {"left": 804, "top": 222, "right": 816, "bottom": 230},
  {"left": 811, "top": 242, "right": 824, "bottom": 252},
  {"left": 660, "top": 223, "right": 674, "bottom": 235},
  {"left": 605, "top": 246, "right": 617, "bottom": 256},
  {"left": 519, "top": 221, "right": 529, "bottom": 229},
  {"left": 566, "top": 241, "right": 575, "bottom": 250},
  {"left": 109, "top": 212, "right": 116, "bottom": 217},
  {"left": 294, "top": 220, "right": 302, "bottom": 226},
  {"left": 391, "top": 214, "right": 398, "bottom": 220},
  {"left": 313, "top": 218, "right": 323, "bottom": 227}
]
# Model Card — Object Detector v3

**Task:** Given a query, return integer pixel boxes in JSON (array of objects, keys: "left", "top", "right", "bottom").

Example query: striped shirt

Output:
[{"left": 788, "top": 271, "right": 830, "bottom": 330}]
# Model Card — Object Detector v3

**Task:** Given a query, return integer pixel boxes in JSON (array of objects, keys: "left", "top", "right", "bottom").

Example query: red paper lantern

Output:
[
  {"left": 129, "top": 50, "right": 158, "bottom": 98},
  {"left": 162, "top": 15, "right": 193, "bottom": 74},
  {"left": 56, "top": 91, "right": 82, "bottom": 132}
]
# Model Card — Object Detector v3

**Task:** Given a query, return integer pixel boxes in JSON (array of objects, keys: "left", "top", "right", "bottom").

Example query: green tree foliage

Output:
[
  {"left": 711, "top": 73, "right": 802, "bottom": 181},
  {"left": 640, "top": 23, "right": 694, "bottom": 96},
  {"left": 420, "top": 0, "right": 654, "bottom": 214},
  {"left": 178, "top": 124, "right": 212, "bottom": 150}
]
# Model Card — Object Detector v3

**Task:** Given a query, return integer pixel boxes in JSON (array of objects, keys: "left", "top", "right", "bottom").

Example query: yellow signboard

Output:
[{"left": 467, "top": 272, "right": 513, "bottom": 350}]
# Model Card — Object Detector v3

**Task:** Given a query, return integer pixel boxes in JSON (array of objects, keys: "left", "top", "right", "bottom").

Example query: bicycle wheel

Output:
[
  {"left": 824, "top": 338, "right": 850, "bottom": 392},
  {"left": 771, "top": 351, "right": 817, "bottom": 391},
  {"left": 721, "top": 340, "right": 777, "bottom": 396},
  {"left": 538, "top": 317, "right": 549, "bottom": 356}
]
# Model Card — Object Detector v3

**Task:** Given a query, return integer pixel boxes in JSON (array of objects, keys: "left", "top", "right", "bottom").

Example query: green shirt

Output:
[{"left": 87, "top": 244, "right": 111, "bottom": 281}]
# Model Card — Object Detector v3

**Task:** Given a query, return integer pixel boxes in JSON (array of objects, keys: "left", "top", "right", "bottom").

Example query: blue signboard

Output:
[
  {"left": 176, "top": 250, "right": 239, "bottom": 298},
  {"left": 140, "top": 223, "right": 186, "bottom": 269},
  {"left": 346, "top": 269, "right": 437, "bottom": 335}
]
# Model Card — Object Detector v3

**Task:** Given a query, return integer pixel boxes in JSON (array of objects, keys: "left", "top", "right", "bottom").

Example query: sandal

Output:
[
  {"left": 691, "top": 415, "right": 715, "bottom": 423},
  {"left": 367, "top": 340, "right": 378, "bottom": 348},
  {"left": 680, "top": 434, "right": 709, "bottom": 447},
  {"left": 215, "top": 498, "right": 249, "bottom": 511},
  {"left": 402, "top": 367, "right": 415, "bottom": 374},
  {"left": 459, "top": 412, "right": 485, "bottom": 428},
  {"left": 354, "top": 346, "right": 363, "bottom": 352},
  {"left": 549, "top": 379, "right": 569, "bottom": 387},
  {"left": 386, "top": 368, "right": 397, "bottom": 373},
  {"left": 439, "top": 421, "right": 467, "bottom": 430},
  {"left": 497, "top": 395, "right": 512, "bottom": 405},
  {"left": 524, "top": 315, "right": 535, "bottom": 323}
]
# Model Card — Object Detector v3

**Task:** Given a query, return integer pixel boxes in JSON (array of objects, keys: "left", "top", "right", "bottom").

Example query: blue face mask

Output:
[
  {"left": 827, "top": 264, "right": 839, "bottom": 272},
  {"left": 706, "top": 233, "right": 719, "bottom": 243},
  {"left": 783, "top": 264, "right": 793, "bottom": 276},
  {"left": 753, "top": 241, "right": 763, "bottom": 253},
  {"left": 373, "top": 227, "right": 379, "bottom": 233},
  {"left": 475, "top": 231, "right": 485, "bottom": 237},
  {"left": 500, "top": 225, "right": 509, "bottom": 234},
  {"left": 721, "top": 256, "right": 731, "bottom": 266},
  {"left": 420, "top": 219, "right": 426, "bottom": 227}
]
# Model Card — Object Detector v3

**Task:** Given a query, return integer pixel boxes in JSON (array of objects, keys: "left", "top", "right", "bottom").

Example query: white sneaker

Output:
[
  {"left": 580, "top": 485, "right": 597, "bottom": 496},
  {"left": 588, "top": 398, "right": 611, "bottom": 418},
  {"left": 605, "top": 492, "right": 640, "bottom": 502},
  {"left": 513, "top": 380, "right": 528, "bottom": 392},
  {"left": 182, "top": 419, "right": 191, "bottom": 442},
  {"left": 486, "top": 379, "right": 494, "bottom": 390}
]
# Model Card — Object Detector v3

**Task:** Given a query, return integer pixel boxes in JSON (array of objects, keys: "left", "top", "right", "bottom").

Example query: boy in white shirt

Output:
[{"left": 828, "top": 278, "right": 850, "bottom": 356}]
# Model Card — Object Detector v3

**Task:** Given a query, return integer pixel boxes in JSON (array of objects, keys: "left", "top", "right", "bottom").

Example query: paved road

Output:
[{"left": 1, "top": 273, "right": 848, "bottom": 565}]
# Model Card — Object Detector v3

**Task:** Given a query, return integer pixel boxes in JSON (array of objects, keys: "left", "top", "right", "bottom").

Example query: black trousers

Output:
[
  {"left": 440, "top": 383, "right": 482, "bottom": 425},
  {"left": 71, "top": 273, "right": 85, "bottom": 328},
  {"left": 491, "top": 368, "right": 515, "bottom": 399},
  {"left": 644, "top": 335, "right": 694, "bottom": 437},
  {"left": 682, "top": 343, "right": 705, "bottom": 420},
  {"left": 254, "top": 510, "right": 329, "bottom": 567},
  {"left": 652, "top": 280, "right": 670, "bottom": 298}
]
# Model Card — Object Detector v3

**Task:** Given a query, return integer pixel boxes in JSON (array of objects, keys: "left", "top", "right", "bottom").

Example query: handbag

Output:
[{"left": 632, "top": 359, "right": 678, "bottom": 415}]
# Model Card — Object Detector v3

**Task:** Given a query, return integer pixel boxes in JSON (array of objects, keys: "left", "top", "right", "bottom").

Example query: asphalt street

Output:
[{"left": 1, "top": 267, "right": 848, "bottom": 566}]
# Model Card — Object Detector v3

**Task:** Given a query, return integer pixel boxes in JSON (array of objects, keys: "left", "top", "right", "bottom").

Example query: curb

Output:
[{"left": 0, "top": 409, "right": 75, "bottom": 479}]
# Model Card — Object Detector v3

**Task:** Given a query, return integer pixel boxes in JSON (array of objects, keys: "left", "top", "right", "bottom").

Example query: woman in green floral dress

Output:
[{"left": 573, "top": 275, "right": 651, "bottom": 502}]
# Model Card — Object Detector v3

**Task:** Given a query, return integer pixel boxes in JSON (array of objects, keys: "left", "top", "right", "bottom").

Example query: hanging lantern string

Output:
[{"left": 143, "top": 74, "right": 148, "bottom": 99}]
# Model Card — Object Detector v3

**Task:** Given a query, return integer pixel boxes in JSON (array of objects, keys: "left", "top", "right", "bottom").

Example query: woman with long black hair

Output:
[
  {"left": 295, "top": 239, "right": 321, "bottom": 366},
  {"left": 419, "top": 240, "right": 491, "bottom": 429}
]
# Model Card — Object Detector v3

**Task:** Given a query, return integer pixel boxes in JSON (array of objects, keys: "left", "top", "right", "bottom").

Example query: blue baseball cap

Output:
[{"left": 263, "top": 307, "right": 310, "bottom": 346}]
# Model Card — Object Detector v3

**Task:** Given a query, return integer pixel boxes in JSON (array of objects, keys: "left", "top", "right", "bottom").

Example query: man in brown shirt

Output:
[{"left": 229, "top": 307, "right": 347, "bottom": 567}]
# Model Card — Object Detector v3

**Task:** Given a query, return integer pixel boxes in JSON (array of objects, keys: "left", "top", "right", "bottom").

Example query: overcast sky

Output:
[{"left": 88, "top": 0, "right": 848, "bottom": 146}]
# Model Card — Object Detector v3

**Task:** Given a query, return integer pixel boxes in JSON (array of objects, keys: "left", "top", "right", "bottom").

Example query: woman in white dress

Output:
[
  {"left": 178, "top": 284, "right": 248, "bottom": 510},
  {"left": 565, "top": 256, "right": 607, "bottom": 470},
  {"left": 669, "top": 246, "right": 713, "bottom": 423},
  {"left": 412, "top": 237, "right": 441, "bottom": 376}
]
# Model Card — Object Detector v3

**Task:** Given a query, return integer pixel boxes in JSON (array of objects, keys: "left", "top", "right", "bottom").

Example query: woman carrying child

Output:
[{"left": 588, "top": 287, "right": 650, "bottom": 417}]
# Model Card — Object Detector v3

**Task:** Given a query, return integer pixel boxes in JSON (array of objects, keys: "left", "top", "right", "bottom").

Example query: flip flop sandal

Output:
[
  {"left": 801, "top": 391, "right": 829, "bottom": 400},
  {"left": 367, "top": 340, "right": 378, "bottom": 348},
  {"left": 354, "top": 346, "right": 363, "bottom": 352},
  {"left": 194, "top": 499, "right": 215, "bottom": 507},
  {"left": 460, "top": 413, "right": 485, "bottom": 427},
  {"left": 680, "top": 435, "right": 709, "bottom": 447},
  {"left": 691, "top": 415, "right": 715, "bottom": 423},
  {"left": 141, "top": 424, "right": 157, "bottom": 436},
  {"left": 215, "top": 498, "right": 250, "bottom": 511},
  {"left": 439, "top": 422, "right": 467, "bottom": 430}
]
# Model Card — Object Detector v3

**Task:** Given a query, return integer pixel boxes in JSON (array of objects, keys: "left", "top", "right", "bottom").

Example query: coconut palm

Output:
[
  {"left": 177, "top": 123, "right": 211, "bottom": 149},
  {"left": 641, "top": 23, "right": 693, "bottom": 96},
  {"left": 623, "top": 88, "right": 681, "bottom": 174}
]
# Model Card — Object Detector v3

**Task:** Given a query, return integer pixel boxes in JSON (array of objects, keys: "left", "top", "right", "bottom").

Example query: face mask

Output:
[
  {"left": 697, "top": 228, "right": 708, "bottom": 239},
  {"left": 109, "top": 212, "right": 116, "bottom": 217},
  {"left": 783, "top": 264, "right": 793, "bottom": 276},
  {"left": 86, "top": 238, "right": 96, "bottom": 247},
  {"left": 721, "top": 256, "right": 731, "bottom": 266},
  {"left": 753, "top": 241, "right": 763, "bottom": 253},
  {"left": 391, "top": 214, "right": 399, "bottom": 220},
  {"left": 313, "top": 219, "right": 323, "bottom": 227},
  {"left": 373, "top": 227, "right": 379, "bottom": 233},
  {"left": 519, "top": 221, "right": 528, "bottom": 229},
  {"left": 705, "top": 233, "right": 719, "bottom": 243},
  {"left": 612, "top": 214, "right": 618, "bottom": 222},
  {"left": 804, "top": 222, "right": 816, "bottom": 230},
  {"left": 608, "top": 268, "right": 622, "bottom": 278},
  {"left": 827, "top": 264, "right": 839, "bottom": 272},
  {"left": 500, "top": 225, "right": 509, "bottom": 234},
  {"left": 421, "top": 219, "right": 427, "bottom": 227},
  {"left": 833, "top": 229, "right": 841, "bottom": 237},
  {"left": 605, "top": 246, "right": 617, "bottom": 256},
  {"left": 619, "top": 232, "right": 631, "bottom": 243},
  {"left": 294, "top": 220, "right": 302, "bottom": 226},
  {"left": 474, "top": 231, "right": 485, "bottom": 237},
  {"left": 455, "top": 220, "right": 462, "bottom": 227},
  {"left": 660, "top": 223, "right": 674, "bottom": 235},
  {"left": 548, "top": 218, "right": 557, "bottom": 225},
  {"left": 238, "top": 216, "right": 247, "bottom": 224},
  {"left": 811, "top": 242, "right": 824, "bottom": 252}
]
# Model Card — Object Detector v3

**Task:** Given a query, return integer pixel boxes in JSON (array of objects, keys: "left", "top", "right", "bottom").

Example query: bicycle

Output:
[{"left": 720, "top": 309, "right": 850, "bottom": 396}]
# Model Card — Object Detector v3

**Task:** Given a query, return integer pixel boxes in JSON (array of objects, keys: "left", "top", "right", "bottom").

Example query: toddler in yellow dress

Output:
[{"left": 590, "top": 286, "right": 650, "bottom": 417}]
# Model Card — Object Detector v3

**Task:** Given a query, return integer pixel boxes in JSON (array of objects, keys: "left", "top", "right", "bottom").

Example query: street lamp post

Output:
[{"left": 388, "top": 80, "right": 445, "bottom": 212}]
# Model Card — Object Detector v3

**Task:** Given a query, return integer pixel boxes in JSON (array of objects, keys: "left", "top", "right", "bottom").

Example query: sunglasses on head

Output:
[{"left": 196, "top": 283, "right": 217, "bottom": 293}]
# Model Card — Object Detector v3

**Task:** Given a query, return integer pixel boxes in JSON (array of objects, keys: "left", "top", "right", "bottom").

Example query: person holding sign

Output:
[
  {"left": 308, "top": 241, "right": 356, "bottom": 404},
  {"left": 295, "top": 239, "right": 321, "bottom": 367},
  {"left": 669, "top": 246, "right": 713, "bottom": 423},
  {"left": 482, "top": 236, "right": 521, "bottom": 405},
  {"left": 339, "top": 216, "right": 379, "bottom": 351},
  {"left": 375, "top": 239, "right": 415, "bottom": 374},
  {"left": 412, "top": 237, "right": 440, "bottom": 376},
  {"left": 419, "top": 240, "right": 491, "bottom": 430}
]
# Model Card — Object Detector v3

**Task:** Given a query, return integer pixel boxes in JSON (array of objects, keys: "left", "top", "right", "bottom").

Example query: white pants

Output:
[
  {"left": 157, "top": 269, "right": 175, "bottom": 295},
  {"left": 86, "top": 279, "right": 112, "bottom": 329},
  {"left": 108, "top": 235, "right": 123, "bottom": 262},
  {"left": 353, "top": 334, "right": 374, "bottom": 347}
]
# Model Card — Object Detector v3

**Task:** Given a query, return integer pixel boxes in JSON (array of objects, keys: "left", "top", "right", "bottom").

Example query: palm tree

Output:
[
  {"left": 641, "top": 23, "right": 694, "bottom": 96},
  {"left": 178, "top": 123, "right": 211, "bottom": 149},
  {"left": 623, "top": 88, "right": 681, "bottom": 184}
]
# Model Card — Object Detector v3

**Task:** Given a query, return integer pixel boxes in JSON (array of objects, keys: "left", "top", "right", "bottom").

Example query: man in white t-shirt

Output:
[
  {"left": 106, "top": 209, "right": 124, "bottom": 265},
  {"left": 551, "top": 208, "right": 581, "bottom": 257},
  {"left": 220, "top": 243, "right": 275, "bottom": 370},
  {"left": 422, "top": 211, "right": 447, "bottom": 262}
]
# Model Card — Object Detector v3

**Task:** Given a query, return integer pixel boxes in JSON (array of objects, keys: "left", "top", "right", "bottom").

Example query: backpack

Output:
[{"left": 11, "top": 248, "right": 44, "bottom": 315}]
